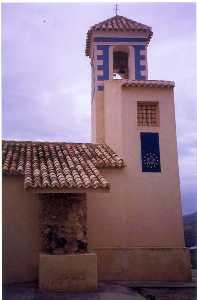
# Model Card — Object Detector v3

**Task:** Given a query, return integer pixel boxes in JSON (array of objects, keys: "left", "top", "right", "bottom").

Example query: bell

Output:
[{"left": 118, "top": 68, "right": 125, "bottom": 74}]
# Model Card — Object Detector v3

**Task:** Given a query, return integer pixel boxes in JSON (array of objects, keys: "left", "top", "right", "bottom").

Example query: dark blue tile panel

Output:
[
  {"left": 97, "top": 55, "right": 103, "bottom": 60},
  {"left": 134, "top": 45, "right": 146, "bottom": 80},
  {"left": 96, "top": 45, "right": 109, "bottom": 81},
  {"left": 97, "top": 65, "right": 104, "bottom": 71},
  {"left": 97, "top": 75, "right": 104, "bottom": 81},
  {"left": 97, "top": 85, "right": 104, "bottom": 91},
  {"left": 95, "top": 37, "right": 148, "bottom": 43},
  {"left": 140, "top": 132, "right": 161, "bottom": 172},
  {"left": 97, "top": 45, "right": 105, "bottom": 50}
]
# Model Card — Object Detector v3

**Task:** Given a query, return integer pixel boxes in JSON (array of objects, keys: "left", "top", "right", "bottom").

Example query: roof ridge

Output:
[
  {"left": 91, "top": 15, "right": 118, "bottom": 30},
  {"left": 118, "top": 15, "right": 151, "bottom": 29},
  {"left": 2, "top": 140, "right": 105, "bottom": 146}
]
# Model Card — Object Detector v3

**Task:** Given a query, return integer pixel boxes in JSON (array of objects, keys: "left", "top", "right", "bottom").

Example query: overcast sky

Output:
[{"left": 2, "top": 3, "right": 196, "bottom": 214}]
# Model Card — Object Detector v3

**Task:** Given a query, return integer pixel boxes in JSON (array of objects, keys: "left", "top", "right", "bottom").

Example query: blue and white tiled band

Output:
[
  {"left": 134, "top": 45, "right": 147, "bottom": 80},
  {"left": 94, "top": 37, "right": 147, "bottom": 91},
  {"left": 96, "top": 45, "right": 110, "bottom": 91}
]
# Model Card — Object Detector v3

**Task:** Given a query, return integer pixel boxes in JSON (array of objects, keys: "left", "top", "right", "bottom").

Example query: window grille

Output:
[{"left": 137, "top": 102, "right": 159, "bottom": 126}]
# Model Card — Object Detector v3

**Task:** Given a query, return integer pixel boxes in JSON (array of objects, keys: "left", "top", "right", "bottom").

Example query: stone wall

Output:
[{"left": 39, "top": 193, "right": 87, "bottom": 254}]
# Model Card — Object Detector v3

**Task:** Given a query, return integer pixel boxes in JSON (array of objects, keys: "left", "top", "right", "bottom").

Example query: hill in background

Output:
[{"left": 183, "top": 211, "right": 197, "bottom": 247}]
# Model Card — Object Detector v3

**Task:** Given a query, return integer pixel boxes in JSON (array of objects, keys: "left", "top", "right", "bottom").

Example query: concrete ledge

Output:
[
  {"left": 39, "top": 253, "right": 97, "bottom": 292},
  {"left": 93, "top": 247, "right": 192, "bottom": 281}
]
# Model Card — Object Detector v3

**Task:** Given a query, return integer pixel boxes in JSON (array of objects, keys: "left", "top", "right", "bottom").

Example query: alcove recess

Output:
[
  {"left": 113, "top": 46, "right": 129, "bottom": 79},
  {"left": 39, "top": 193, "right": 87, "bottom": 255}
]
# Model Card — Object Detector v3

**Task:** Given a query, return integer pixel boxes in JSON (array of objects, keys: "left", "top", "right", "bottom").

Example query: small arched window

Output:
[{"left": 113, "top": 51, "right": 129, "bottom": 79}]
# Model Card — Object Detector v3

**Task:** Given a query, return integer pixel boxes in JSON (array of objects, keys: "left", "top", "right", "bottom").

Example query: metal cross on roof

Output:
[{"left": 115, "top": 3, "right": 119, "bottom": 16}]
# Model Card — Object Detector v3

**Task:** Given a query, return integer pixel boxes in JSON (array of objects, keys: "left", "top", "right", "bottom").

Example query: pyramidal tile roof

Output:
[
  {"left": 85, "top": 15, "right": 153, "bottom": 56},
  {"left": 2, "top": 140, "right": 124, "bottom": 191}
]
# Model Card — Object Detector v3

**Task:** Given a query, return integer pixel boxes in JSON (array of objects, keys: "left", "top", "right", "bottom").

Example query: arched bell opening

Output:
[{"left": 113, "top": 46, "right": 129, "bottom": 79}]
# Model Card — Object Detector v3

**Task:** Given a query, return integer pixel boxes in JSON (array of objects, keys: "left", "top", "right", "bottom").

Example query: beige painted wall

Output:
[
  {"left": 87, "top": 80, "right": 185, "bottom": 249},
  {"left": 87, "top": 168, "right": 185, "bottom": 248},
  {"left": 91, "top": 91, "right": 105, "bottom": 143},
  {"left": 3, "top": 176, "right": 40, "bottom": 284},
  {"left": 87, "top": 79, "right": 191, "bottom": 280},
  {"left": 95, "top": 247, "right": 191, "bottom": 281}
]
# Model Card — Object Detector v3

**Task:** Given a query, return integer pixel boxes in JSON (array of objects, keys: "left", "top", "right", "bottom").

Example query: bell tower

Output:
[
  {"left": 85, "top": 14, "right": 191, "bottom": 282},
  {"left": 85, "top": 15, "right": 153, "bottom": 143}
]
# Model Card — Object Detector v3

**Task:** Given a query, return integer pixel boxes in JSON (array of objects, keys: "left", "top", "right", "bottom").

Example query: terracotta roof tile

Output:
[
  {"left": 122, "top": 80, "right": 175, "bottom": 88},
  {"left": 85, "top": 15, "right": 153, "bottom": 56},
  {"left": 2, "top": 141, "right": 124, "bottom": 190}
]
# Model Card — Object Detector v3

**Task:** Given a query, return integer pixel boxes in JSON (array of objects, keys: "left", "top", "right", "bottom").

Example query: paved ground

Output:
[
  {"left": 3, "top": 282, "right": 145, "bottom": 300},
  {"left": 135, "top": 287, "right": 197, "bottom": 300},
  {"left": 3, "top": 281, "right": 197, "bottom": 300},
  {"left": 3, "top": 270, "right": 197, "bottom": 300}
]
